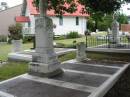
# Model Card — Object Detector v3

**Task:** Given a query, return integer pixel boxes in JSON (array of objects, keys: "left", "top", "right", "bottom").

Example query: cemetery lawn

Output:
[
  {"left": 0, "top": 32, "right": 108, "bottom": 61},
  {"left": 0, "top": 43, "right": 33, "bottom": 61},
  {"left": 0, "top": 52, "right": 76, "bottom": 81},
  {"left": 0, "top": 62, "right": 28, "bottom": 81}
]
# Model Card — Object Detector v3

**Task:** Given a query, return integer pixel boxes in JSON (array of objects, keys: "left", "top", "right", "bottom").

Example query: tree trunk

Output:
[
  {"left": 95, "top": 20, "right": 98, "bottom": 32},
  {"left": 39, "top": 0, "right": 47, "bottom": 17}
]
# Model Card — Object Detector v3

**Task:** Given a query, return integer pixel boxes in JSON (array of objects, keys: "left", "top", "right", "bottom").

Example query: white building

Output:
[{"left": 16, "top": 0, "right": 89, "bottom": 35}]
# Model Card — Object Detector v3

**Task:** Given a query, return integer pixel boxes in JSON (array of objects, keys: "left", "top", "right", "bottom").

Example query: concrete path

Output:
[{"left": 0, "top": 59, "right": 129, "bottom": 97}]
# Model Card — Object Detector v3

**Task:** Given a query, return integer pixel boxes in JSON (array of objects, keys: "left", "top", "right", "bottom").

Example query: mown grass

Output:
[
  {"left": 0, "top": 62, "right": 28, "bottom": 81},
  {"left": 0, "top": 52, "right": 76, "bottom": 81},
  {"left": 0, "top": 43, "right": 33, "bottom": 61}
]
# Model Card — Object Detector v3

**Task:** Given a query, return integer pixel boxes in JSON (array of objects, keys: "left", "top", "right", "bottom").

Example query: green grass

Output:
[
  {"left": 0, "top": 62, "right": 28, "bottom": 81},
  {"left": 0, "top": 43, "right": 33, "bottom": 61},
  {"left": 55, "top": 37, "right": 86, "bottom": 45},
  {"left": 55, "top": 36, "right": 107, "bottom": 47},
  {"left": 58, "top": 52, "right": 76, "bottom": 62},
  {"left": 0, "top": 52, "right": 76, "bottom": 81}
]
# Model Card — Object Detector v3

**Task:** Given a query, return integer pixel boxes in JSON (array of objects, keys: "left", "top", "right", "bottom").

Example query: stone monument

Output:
[
  {"left": 76, "top": 42, "right": 86, "bottom": 61},
  {"left": 29, "top": 0, "right": 62, "bottom": 77},
  {"left": 12, "top": 40, "right": 22, "bottom": 52},
  {"left": 111, "top": 20, "right": 120, "bottom": 45}
]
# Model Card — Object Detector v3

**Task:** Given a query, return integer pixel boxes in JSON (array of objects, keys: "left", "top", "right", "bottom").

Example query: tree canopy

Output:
[
  {"left": 33, "top": 0, "right": 77, "bottom": 15},
  {"left": 33, "top": 0, "right": 130, "bottom": 15}
]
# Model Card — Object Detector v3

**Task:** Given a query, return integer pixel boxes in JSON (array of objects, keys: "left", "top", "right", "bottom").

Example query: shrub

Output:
[
  {"left": 8, "top": 23, "right": 23, "bottom": 40},
  {"left": 66, "top": 31, "right": 80, "bottom": 39},
  {"left": 97, "top": 22, "right": 108, "bottom": 31},
  {"left": 23, "top": 36, "right": 34, "bottom": 43},
  {"left": 87, "top": 18, "right": 95, "bottom": 32}
]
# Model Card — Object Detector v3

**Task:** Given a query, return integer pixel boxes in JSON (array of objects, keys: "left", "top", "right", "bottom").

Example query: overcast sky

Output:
[{"left": 0, "top": 0, "right": 23, "bottom": 7}]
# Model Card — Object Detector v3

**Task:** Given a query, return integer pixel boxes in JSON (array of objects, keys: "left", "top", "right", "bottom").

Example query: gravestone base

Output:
[
  {"left": 29, "top": 62, "right": 63, "bottom": 77},
  {"left": 29, "top": 68, "right": 63, "bottom": 77}
]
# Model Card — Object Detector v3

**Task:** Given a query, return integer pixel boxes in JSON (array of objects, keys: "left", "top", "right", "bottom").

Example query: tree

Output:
[
  {"left": 8, "top": 23, "right": 23, "bottom": 40},
  {"left": 33, "top": 0, "right": 77, "bottom": 16},
  {"left": 78, "top": 0, "right": 128, "bottom": 14},
  {"left": 33, "top": 0, "right": 130, "bottom": 16},
  {"left": 116, "top": 13, "right": 128, "bottom": 24},
  {"left": 78, "top": 0, "right": 129, "bottom": 31}
]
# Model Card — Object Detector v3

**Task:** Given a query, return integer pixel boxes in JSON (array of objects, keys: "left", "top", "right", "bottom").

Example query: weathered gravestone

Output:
[
  {"left": 29, "top": 16, "right": 63, "bottom": 77},
  {"left": 76, "top": 42, "right": 86, "bottom": 61},
  {"left": 12, "top": 40, "right": 22, "bottom": 52},
  {"left": 29, "top": 0, "right": 63, "bottom": 77},
  {"left": 111, "top": 20, "right": 120, "bottom": 45}
]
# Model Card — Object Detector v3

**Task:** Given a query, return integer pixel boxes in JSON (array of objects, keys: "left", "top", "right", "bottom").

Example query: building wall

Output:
[
  {"left": 0, "top": 5, "right": 22, "bottom": 36},
  {"left": 26, "top": 15, "right": 87, "bottom": 35},
  {"left": 51, "top": 16, "right": 87, "bottom": 35}
]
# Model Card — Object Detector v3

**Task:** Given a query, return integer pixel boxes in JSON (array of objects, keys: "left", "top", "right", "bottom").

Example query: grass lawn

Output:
[
  {"left": 55, "top": 36, "right": 107, "bottom": 47},
  {"left": 0, "top": 62, "right": 28, "bottom": 81},
  {"left": 0, "top": 52, "right": 76, "bottom": 81},
  {"left": 0, "top": 43, "right": 33, "bottom": 61},
  {"left": 55, "top": 37, "right": 86, "bottom": 45}
]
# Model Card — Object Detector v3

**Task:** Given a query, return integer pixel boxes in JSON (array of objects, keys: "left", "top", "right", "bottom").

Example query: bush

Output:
[
  {"left": 98, "top": 22, "right": 108, "bottom": 31},
  {"left": 8, "top": 23, "right": 23, "bottom": 40},
  {"left": 0, "top": 35, "right": 7, "bottom": 42},
  {"left": 23, "top": 36, "right": 34, "bottom": 43},
  {"left": 87, "top": 18, "right": 95, "bottom": 32},
  {"left": 66, "top": 31, "right": 80, "bottom": 39}
]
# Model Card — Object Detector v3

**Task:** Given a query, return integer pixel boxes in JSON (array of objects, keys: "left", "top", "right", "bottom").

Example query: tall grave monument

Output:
[
  {"left": 29, "top": 0, "right": 62, "bottom": 77},
  {"left": 111, "top": 17, "right": 120, "bottom": 46}
]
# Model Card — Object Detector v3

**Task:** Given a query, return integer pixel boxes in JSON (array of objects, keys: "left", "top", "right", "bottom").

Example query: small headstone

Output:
[
  {"left": 76, "top": 42, "right": 86, "bottom": 61},
  {"left": 12, "top": 40, "right": 22, "bottom": 52}
]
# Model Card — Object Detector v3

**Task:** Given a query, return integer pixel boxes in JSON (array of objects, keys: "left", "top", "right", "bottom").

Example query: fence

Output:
[{"left": 86, "top": 34, "right": 130, "bottom": 49}]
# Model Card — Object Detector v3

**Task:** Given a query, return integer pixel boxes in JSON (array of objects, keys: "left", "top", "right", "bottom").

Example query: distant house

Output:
[
  {"left": 0, "top": 5, "right": 22, "bottom": 36},
  {"left": 16, "top": 0, "right": 89, "bottom": 35}
]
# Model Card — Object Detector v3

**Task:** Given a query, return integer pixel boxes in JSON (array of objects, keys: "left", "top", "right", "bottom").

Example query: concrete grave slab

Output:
[
  {"left": 0, "top": 76, "right": 90, "bottom": 97},
  {"left": 0, "top": 60, "right": 129, "bottom": 97},
  {"left": 61, "top": 63, "right": 119, "bottom": 75}
]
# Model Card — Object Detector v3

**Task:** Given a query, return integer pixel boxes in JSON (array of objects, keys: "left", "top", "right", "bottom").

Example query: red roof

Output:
[
  {"left": 15, "top": 16, "right": 30, "bottom": 22},
  {"left": 27, "top": 0, "right": 89, "bottom": 17}
]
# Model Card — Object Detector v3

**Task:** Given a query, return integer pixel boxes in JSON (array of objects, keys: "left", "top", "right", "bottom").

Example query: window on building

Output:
[
  {"left": 59, "top": 17, "right": 63, "bottom": 25},
  {"left": 76, "top": 17, "right": 79, "bottom": 25}
]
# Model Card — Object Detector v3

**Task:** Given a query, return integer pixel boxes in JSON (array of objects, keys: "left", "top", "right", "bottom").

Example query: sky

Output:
[{"left": 0, "top": 0, "right": 23, "bottom": 7}]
